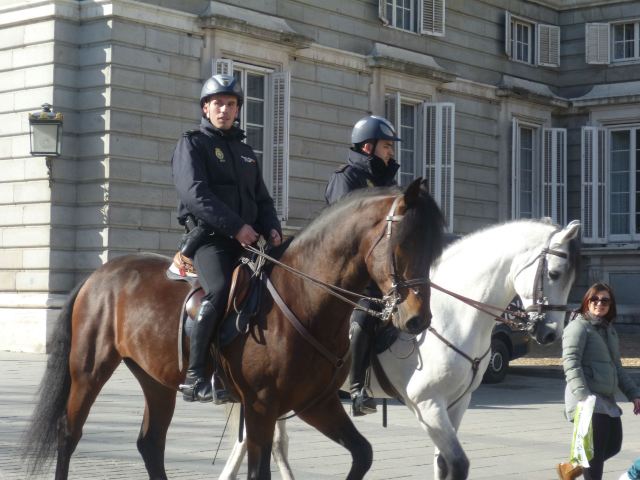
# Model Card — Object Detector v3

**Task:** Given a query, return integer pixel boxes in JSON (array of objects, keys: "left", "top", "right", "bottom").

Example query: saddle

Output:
[
  {"left": 166, "top": 251, "right": 263, "bottom": 363},
  {"left": 168, "top": 252, "right": 256, "bottom": 317}
]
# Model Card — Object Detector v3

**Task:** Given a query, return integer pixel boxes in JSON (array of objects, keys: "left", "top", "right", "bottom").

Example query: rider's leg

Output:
[
  {"left": 182, "top": 239, "right": 240, "bottom": 403},
  {"left": 349, "top": 303, "right": 377, "bottom": 416}
]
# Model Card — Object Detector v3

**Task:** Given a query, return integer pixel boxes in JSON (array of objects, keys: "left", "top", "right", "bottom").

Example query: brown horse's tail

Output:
[{"left": 21, "top": 280, "right": 85, "bottom": 477}]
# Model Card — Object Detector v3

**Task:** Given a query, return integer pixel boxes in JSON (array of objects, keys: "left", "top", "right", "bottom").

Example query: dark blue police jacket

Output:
[
  {"left": 172, "top": 118, "right": 281, "bottom": 239},
  {"left": 324, "top": 148, "right": 399, "bottom": 205}
]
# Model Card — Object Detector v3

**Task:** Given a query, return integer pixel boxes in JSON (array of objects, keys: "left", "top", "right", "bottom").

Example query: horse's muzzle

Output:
[{"left": 404, "top": 314, "right": 430, "bottom": 335}]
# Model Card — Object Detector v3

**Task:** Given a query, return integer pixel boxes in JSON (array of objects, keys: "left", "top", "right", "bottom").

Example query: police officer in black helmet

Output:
[
  {"left": 325, "top": 115, "right": 401, "bottom": 416},
  {"left": 172, "top": 74, "right": 282, "bottom": 403}
]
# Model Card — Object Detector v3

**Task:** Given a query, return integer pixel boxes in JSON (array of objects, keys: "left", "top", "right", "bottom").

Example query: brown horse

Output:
[{"left": 22, "top": 178, "right": 444, "bottom": 480}]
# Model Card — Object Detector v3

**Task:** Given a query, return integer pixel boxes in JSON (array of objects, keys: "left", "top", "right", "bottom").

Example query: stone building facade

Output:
[{"left": 2, "top": 0, "right": 640, "bottom": 351}]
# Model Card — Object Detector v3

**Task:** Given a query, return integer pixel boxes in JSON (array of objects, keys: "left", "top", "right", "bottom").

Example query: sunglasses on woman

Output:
[{"left": 589, "top": 296, "right": 611, "bottom": 306}]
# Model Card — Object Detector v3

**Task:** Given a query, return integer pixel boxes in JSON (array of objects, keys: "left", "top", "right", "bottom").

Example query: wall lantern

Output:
[{"left": 28, "top": 103, "right": 63, "bottom": 157}]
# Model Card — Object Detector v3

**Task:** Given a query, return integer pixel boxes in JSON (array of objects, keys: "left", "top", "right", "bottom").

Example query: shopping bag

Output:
[{"left": 569, "top": 394, "right": 596, "bottom": 468}]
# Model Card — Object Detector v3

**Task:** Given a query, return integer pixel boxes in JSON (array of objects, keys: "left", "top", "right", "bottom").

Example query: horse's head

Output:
[
  {"left": 366, "top": 178, "right": 445, "bottom": 334},
  {"left": 511, "top": 220, "right": 581, "bottom": 345}
]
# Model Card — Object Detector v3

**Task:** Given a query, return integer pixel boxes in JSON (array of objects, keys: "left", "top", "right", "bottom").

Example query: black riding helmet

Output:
[
  {"left": 200, "top": 74, "right": 244, "bottom": 108},
  {"left": 351, "top": 115, "right": 401, "bottom": 151}
]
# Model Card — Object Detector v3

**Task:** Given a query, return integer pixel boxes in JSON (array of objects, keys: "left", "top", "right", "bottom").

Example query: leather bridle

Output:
[
  {"left": 513, "top": 232, "right": 571, "bottom": 333},
  {"left": 365, "top": 195, "right": 431, "bottom": 323}
]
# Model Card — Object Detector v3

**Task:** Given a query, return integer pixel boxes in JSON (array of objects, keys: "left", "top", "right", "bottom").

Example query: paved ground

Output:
[{"left": 1, "top": 352, "right": 639, "bottom": 479}]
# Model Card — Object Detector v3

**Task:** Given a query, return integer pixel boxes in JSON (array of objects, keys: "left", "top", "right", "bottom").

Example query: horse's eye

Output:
[{"left": 549, "top": 270, "right": 560, "bottom": 281}]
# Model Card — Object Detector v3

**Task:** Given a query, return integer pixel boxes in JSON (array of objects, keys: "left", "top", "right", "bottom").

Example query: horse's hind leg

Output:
[
  {"left": 298, "top": 395, "right": 372, "bottom": 480},
  {"left": 271, "top": 419, "right": 294, "bottom": 480},
  {"left": 57, "top": 354, "right": 122, "bottom": 479},
  {"left": 124, "top": 359, "right": 175, "bottom": 480}
]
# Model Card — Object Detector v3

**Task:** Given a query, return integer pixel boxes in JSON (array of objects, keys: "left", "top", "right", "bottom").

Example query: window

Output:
[
  {"left": 585, "top": 21, "right": 640, "bottom": 64},
  {"left": 379, "top": 0, "right": 445, "bottom": 36},
  {"left": 386, "top": 93, "right": 455, "bottom": 229},
  {"left": 582, "top": 126, "right": 640, "bottom": 243},
  {"left": 505, "top": 12, "right": 560, "bottom": 67},
  {"left": 613, "top": 22, "right": 639, "bottom": 61},
  {"left": 511, "top": 120, "right": 566, "bottom": 224},
  {"left": 513, "top": 19, "right": 532, "bottom": 63},
  {"left": 213, "top": 59, "right": 290, "bottom": 221}
]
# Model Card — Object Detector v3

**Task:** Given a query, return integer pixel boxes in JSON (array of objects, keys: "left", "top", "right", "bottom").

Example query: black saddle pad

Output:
[{"left": 184, "top": 273, "right": 263, "bottom": 348}]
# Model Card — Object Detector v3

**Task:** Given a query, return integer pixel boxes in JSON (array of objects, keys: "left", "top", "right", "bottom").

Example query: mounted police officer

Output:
[
  {"left": 325, "top": 115, "right": 401, "bottom": 416},
  {"left": 172, "top": 74, "right": 282, "bottom": 403}
]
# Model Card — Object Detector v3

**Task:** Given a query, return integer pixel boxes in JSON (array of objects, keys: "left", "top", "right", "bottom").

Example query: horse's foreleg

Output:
[
  {"left": 125, "top": 359, "right": 175, "bottom": 480},
  {"left": 411, "top": 398, "right": 469, "bottom": 480},
  {"left": 298, "top": 395, "right": 372, "bottom": 480},
  {"left": 244, "top": 408, "right": 276, "bottom": 480},
  {"left": 219, "top": 413, "right": 292, "bottom": 480}
]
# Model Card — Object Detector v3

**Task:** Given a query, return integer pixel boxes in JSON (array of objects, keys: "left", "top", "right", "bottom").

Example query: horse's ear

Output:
[
  {"left": 404, "top": 177, "right": 423, "bottom": 206},
  {"left": 560, "top": 220, "right": 581, "bottom": 242}
]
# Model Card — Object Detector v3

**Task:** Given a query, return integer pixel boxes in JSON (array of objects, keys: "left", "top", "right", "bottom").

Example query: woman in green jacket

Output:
[{"left": 559, "top": 283, "right": 640, "bottom": 480}]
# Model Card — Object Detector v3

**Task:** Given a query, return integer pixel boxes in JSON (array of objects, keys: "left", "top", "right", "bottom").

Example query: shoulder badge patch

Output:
[
  {"left": 215, "top": 147, "right": 225, "bottom": 162},
  {"left": 182, "top": 129, "right": 199, "bottom": 137},
  {"left": 366, "top": 179, "right": 374, "bottom": 187}
]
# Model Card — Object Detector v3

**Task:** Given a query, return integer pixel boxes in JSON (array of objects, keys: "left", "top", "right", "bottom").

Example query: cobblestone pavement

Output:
[{"left": 1, "top": 352, "right": 639, "bottom": 479}]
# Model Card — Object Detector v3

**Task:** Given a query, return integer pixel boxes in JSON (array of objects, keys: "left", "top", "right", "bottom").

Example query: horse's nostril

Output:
[{"left": 406, "top": 315, "right": 428, "bottom": 334}]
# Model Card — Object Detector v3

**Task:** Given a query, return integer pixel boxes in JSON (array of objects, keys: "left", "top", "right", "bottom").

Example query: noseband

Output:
[
  {"left": 514, "top": 233, "right": 570, "bottom": 332},
  {"left": 367, "top": 195, "right": 431, "bottom": 323}
]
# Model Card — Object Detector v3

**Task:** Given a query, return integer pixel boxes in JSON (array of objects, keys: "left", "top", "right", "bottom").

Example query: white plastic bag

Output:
[{"left": 570, "top": 394, "right": 596, "bottom": 468}]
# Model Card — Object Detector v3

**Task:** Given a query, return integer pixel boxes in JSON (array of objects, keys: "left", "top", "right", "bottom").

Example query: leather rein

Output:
[
  {"left": 425, "top": 231, "right": 570, "bottom": 410},
  {"left": 242, "top": 194, "right": 429, "bottom": 419}
]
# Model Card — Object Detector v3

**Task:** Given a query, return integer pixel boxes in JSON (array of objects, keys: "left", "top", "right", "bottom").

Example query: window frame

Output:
[
  {"left": 512, "top": 121, "right": 540, "bottom": 219},
  {"left": 511, "top": 119, "right": 567, "bottom": 225},
  {"left": 505, "top": 11, "right": 560, "bottom": 68},
  {"left": 607, "top": 126, "right": 639, "bottom": 242},
  {"left": 232, "top": 62, "right": 272, "bottom": 172},
  {"left": 385, "top": 93, "right": 455, "bottom": 230},
  {"left": 512, "top": 18, "right": 533, "bottom": 64},
  {"left": 611, "top": 21, "right": 640, "bottom": 62},
  {"left": 212, "top": 58, "right": 290, "bottom": 221},
  {"left": 379, "top": 0, "right": 445, "bottom": 36},
  {"left": 582, "top": 125, "right": 640, "bottom": 244}
]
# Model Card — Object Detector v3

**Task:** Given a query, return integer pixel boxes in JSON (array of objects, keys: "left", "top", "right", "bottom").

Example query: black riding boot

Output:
[
  {"left": 349, "top": 322, "right": 377, "bottom": 416},
  {"left": 181, "top": 300, "right": 219, "bottom": 403}
]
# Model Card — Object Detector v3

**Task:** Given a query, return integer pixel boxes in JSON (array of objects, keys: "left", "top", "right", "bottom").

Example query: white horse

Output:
[{"left": 219, "top": 219, "right": 581, "bottom": 480}]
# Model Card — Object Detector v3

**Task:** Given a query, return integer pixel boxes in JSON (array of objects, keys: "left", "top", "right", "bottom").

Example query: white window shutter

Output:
[
  {"left": 378, "top": 0, "right": 389, "bottom": 26},
  {"left": 269, "top": 71, "right": 290, "bottom": 222},
  {"left": 423, "top": 102, "right": 455, "bottom": 230},
  {"left": 505, "top": 11, "right": 512, "bottom": 57},
  {"left": 585, "top": 23, "right": 610, "bottom": 65},
  {"left": 536, "top": 24, "right": 560, "bottom": 67},
  {"left": 212, "top": 58, "right": 234, "bottom": 76},
  {"left": 581, "top": 127, "right": 606, "bottom": 242},
  {"left": 420, "top": 0, "right": 445, "bottom": 36},
  {"left": 511, "top": 118, "right": 519, "bottom": 218},
  {"left": 542, "top": 128, "right": 566, "bottom": 225},
  {"left": 385, "top": 92, "right": 401, "bottom": 182}
]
